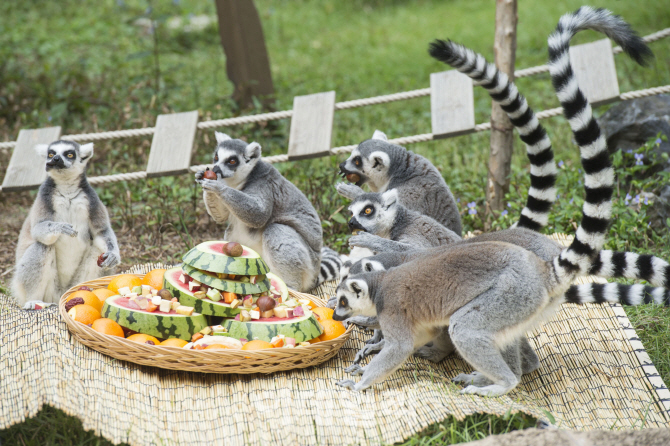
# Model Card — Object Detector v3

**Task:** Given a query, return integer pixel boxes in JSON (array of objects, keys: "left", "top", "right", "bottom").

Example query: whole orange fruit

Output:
[
  {"left": 312, "top": 307, "right": 334, "bottom": 321},
  {"left": 316, "top": 319, "right": 346, "bottom": 342},
  {"left": 126, "top": 333, "right": 160, "bottom": 345},
  {"left": 91, "top": 318, "right": 124, "bottom": 337},
  {"left": 92, "top": 288, "right": 116, "bottom": 302},
  {"left": 68, "top": 304, "right": 101, "bottom": 325},
  {"left": 108, "top": 274, "right": 142, "bottom": 294},
  {"left": 142, "top": 269, "right": 166, "bottom": 291},
  {"left": 241, "top": 340, "right": 274, "bottom": 350},
  {"left": 159, "top": 338, "right": 189, "bottom": 348},
  {"left": 66, "top": 290, "right": 102, "bottom": 312}
]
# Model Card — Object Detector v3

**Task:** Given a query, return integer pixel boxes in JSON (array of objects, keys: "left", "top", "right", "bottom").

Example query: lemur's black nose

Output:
[
  {"left": 348, "top": 218, "right": 356, "bottom": 229},
  {"left": 212, "top": 165, "right": 223, "bottom": 176}
]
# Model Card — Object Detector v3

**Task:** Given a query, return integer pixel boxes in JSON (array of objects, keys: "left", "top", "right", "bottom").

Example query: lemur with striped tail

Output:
[{"left": 332, "top": 7, "right": 656, "bottom": 396}]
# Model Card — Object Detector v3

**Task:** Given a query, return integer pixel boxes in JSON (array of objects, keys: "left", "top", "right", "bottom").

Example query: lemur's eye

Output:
[
  {"left": 340, "top": 298, "right": 347, "bottom": 307},
  {"left": 214, "top": 155, "right": 219, "bottom": 162},
  {"left": 364, "top": 206, "right": 373, "bottom": 215},
  {"left": 48, "top": 153, "right": 54, "bottom": 158},
  {"left": 67, "top": 153, "right": 74, "bottom": 158},
  {"left": 228, "top": 158, "right": 237, "bottom": 165},
  {"left": 354, "top": 158, "right": 361, "bottom": 167}
]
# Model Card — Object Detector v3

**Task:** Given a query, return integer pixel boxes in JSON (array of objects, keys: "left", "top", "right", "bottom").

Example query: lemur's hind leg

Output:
[
  {"left": 12, "top": 243, "right": 60, "bottom": 306},
  {"left": 519, "top": 336, "right": 540, "bottom": 375},
  {"left": 413, "top": 327, "right": 455, "bottom": 363},
  {"left": 262, "top": 223, "right": 319, "bottom": 292}
]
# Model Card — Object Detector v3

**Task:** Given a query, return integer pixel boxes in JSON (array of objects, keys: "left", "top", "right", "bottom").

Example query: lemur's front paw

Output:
[
  {"left": 335, "top": 182, "right": 363, "bottom": 200},
  {"left": 200, "top": 178, "right": 226, "bottom": 193},
  {"left": 345, "top": 364, "right": 365, "bottom": 375},
  {"left": 326, "top": 296, "right": 337, "bottom": 309},
  {"left": 354, "top": 341, "right": 384, "bottom": 364},
  {"left": 59, "top": 223, "right": 78, "bottom": 237},
  {"left": 336, "top": 379, "right": 358, "bottom": 391},
  {"left": 194, "top": 170, "right": 205, "bottom": 181},
  {"left": 349, "top": 232, "right": 381, "bottom": 250},
  {"left": 99, "top": 252, "right": 120, "bottom": 269},
  {"left": 22, "top": 300, "right": 55, "bottom": 310}
]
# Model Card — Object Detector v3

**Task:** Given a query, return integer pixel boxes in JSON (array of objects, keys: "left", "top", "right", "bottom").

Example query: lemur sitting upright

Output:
[
  {"left": 338, "top": 131, "right": 462, "bottom": 235},
  {"left": 12, "top": 140, "right": 120, "bottom": 307},
  {"left": 332, "top": 7, "right": 656, "bottom": 396},
  {"left": 196, "top": 132, "right": 340, "bottom": 292}
]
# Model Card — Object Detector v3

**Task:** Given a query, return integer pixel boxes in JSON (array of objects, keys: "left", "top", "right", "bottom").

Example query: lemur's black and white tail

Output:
[
  {"left": 316, "top": 247, "right": 343, "bottom": 287},
  {"left": 590, "top": 250, "right": 670, "bottom": 287},
  {"left": 548, "top": 7, "right": 652, "bottom": 288},
  {"left": 428, "top": 40, "right": 556, "bottom": 231},
  {"left": 565, "top": 283, "right": 670, "bottom": 306}
]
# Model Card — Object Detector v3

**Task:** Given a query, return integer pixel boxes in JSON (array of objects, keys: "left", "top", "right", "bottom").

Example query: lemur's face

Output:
[
  {"left": 347, "top": 190, "right": 398, "bottom": 236},
  {"left": 339, "top": 257, "right": 386, "bottom": 285},
  {"left": 35, "top": 140, "right": 93, "bottom": 179},
  {"left": 333, "top": 276, "right": 376, "bottom": 321},
  {"left": 211, "top": 132, "right": 261, "bottom": 189},
  {"left": 339, "top": 130, "right": 392, "bottom": 192}
]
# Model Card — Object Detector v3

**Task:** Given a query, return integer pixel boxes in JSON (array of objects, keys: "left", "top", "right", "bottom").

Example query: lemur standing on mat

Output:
[
  {"left": 196, "top": 132, "right": 340, "bottom": 292},
  {"left": 332, "top": 7, "right": 659, "bottom": 396},
  {"left": 12, "top": 140, "right": 121, "bottom": 308}
]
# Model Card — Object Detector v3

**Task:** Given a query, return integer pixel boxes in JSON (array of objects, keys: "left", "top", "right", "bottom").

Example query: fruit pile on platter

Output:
[{"left": 64, "top": 241, "right": 346, "bottom": 352}]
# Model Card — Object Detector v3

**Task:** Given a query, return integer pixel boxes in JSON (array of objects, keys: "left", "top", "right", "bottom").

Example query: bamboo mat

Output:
[{"left": 1, "top": 238, "right": 669, "bottom": 445}]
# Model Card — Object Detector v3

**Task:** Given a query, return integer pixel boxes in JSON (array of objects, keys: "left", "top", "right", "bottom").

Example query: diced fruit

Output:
[
  {"left": 101, "top": 296, "right": 207, "bottom": 341},
  {"left": 176, "top": 306, "right": 194, "bottom": 316},
  {"left": 298, "top": 342, "right": 310, "bottom": 347},
  {"left": 270, "top": 337, "right": 284, "bottom": 348},
  {"left": 193, "top": 335, "right": 243, "bottom": 349},
  {"left": 250, "top": 310, "right": 260, "bottom": 320},
  {"left": 260, "top": 310, "right": 274, "bottom": 318},
  {"left": 132, "top": 285, "right": 143, "bottom": 294},
  {"left": 240, "top": 310, "right": 251, "bottom": 322},
  {"left": 159, "top": 300, "right": 171, "bottom": 313},
  {"left": 273, "top": 306, "right": 288, "bottom": 318},
  {"left": 181, "top": 241, "right": 270, "bottom": 276},
  {"left": 266, "top": 273, "right": 289, "bottom": 300},
  {"left": 223, "top": 292, "right": 236, "bottom": 304},
  {"left": 188, "top": 279, "right": 201, "bottom": 292},
  {"left": 199, "top": 326, "right": 213, "bottom": 336},
  {"left": 230, "top": 299, "right": 240, "bottom": 309},
  {"left": 194, "top": 291, "right": 206, "bottom": 300},
  {"left": 211, "top": 325, "right": 225, "bottom": 333},
  {"left": 285, "top": 338, "right": 296, "bottom": 348},
  {"left": 191, "top": 333, "right": 204, "bottom": 342},
  {"left": 223, "top": 313, "right": 323, "bottom": 343},
  {"left": 146, "top": 302, "right": 158, "bottom": 312},
  {"left": 293, "top": 306, "right": 305, "bottom": 317},
  {"left": 182, "top": 264, "right": 270, "bottom": 295},
  {"left": 171, "top": 301, "right": 180, "bottom": 311},
  {"left": 243, "top": 296, "right": 253, "bottom": 307},
  {"left": 206, "top": 288, "right": 222, "bottom": 302},
  {"left": 151, "top": 295, "right": 162, "bottom": 306},
  {"left": 118, "top": 287, "right": 131, "bottom": 296}
]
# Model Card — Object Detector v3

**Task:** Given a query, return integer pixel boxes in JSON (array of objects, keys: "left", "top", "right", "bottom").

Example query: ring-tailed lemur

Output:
[
  {"left": 196, "top": 132, "right": 340, "bottom": 292},
  {"left": 338, "top": 130, "right": 462, "bottom": 235},
  {"left": 12, "top": 140, "right": 121, "bottom": 308},
  {"left": 332, "top": 7, "right": 654, "bottom": 396}
]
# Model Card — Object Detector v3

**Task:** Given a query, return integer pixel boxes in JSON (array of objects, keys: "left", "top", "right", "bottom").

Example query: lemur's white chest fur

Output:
[
  {"left": 225, "top": 215, "right": 264, "bottom": 256},
  {"left": 52, "top": 190, "right": 91, "bottom": 285}
]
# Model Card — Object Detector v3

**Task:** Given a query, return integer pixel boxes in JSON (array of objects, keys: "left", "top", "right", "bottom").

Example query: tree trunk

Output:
[
  {"left": 486, "top": 0, "right": 517, "bottom": 217},
  {"left": 215, "top": 0, "right": 275, "bottom": 109}
]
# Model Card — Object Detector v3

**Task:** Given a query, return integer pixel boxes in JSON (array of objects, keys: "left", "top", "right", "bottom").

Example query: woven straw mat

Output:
[{"left": 1, "top": 234, "right": 669, "bottom": 445}]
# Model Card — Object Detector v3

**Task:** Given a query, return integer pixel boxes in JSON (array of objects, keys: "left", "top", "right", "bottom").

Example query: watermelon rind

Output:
[
  {"left": 266, "top": 273, "right": 289, "bottom": 300},
  {"left": 101, "top": 296, "right": 208, "bottom": 341},
  {"left": 223, "top": 314, "right": 323, "bottom": 343},
  {"left": 182, "top": 263, "right": 270, "bottom": 295},
  {"left": 182, "top": 241, "right": 270, "bottom": 276},
  {"left": 163, "top": 267, "right": 242, "bottom": 318}
]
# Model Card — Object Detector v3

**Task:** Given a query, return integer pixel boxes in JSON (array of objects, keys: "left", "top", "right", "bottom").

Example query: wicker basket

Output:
[{"left": 59, "top": 272, "right": 353, "bottom": 374}]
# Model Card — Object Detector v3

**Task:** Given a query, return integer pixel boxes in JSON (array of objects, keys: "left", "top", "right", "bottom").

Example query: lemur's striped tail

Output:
[
  {"left": 590, "top": 251, "right": 670, "bottom": 287},
  {"left": 428, "top": 40, "right": 556, "bottom": 231},
  {"left": 565, "top": 283, "right": 670, "bottom": 306},
  {"left": 316, "top": 247, "right": 343, "bottom": 287},
  {"left": 548, "top": 7, "right": 652, "bottom": 287}
]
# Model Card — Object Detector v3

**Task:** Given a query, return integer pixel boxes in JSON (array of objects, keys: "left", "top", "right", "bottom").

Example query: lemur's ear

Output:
[
  {"left": 371, "top": 130, "right": 388, "bottom": 141},
  {"left": 34, "top": 144, "right": 49, "bottom": 159},
  {"left": 215, "top": 132, "right": 232, "bottom": 144},
  {"left": 381, "top": 189, "right": 398, "bottom": 210},
  {"left": 79, "top": 143, "right": 94, "bottom": 161},
  {"left": 349, "top": 279, "right": 368, "bottom": 296},
  {"left": 362, "top": 258, "right": 385, "bottom": 273},
  {"left": 245, "top": 142, "right": 262, "bottom": 160},
  {"left": 369, "top": 151, "right": 390, "bottom": 170}
]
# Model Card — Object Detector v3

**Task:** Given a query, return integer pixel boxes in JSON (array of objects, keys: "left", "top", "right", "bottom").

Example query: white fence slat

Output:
[
  {"left": 570, "top": 38, "right": 620, "bottom": 106},
  {"left": 146, "top": 111, "right": 199, "bottom": 178},
  {"left": 288, "top": 91, "right": 336, "bottom": 160},
  {"left": 430, "top": 70, "right": 475, "bottom": 139}
]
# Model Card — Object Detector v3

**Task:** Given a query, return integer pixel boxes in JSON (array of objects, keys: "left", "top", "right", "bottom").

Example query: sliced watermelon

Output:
[
  {"left": 182, "top": 263, "right": 270, "bottom": 295},
  {"left": 266, "top": 273, "right": 289, "bottom": 300},
  {"left": 223, "top": 314, "right": 323, "bottom": 343},
  {"left": 102, "top": 296, "right": 207, "bottom": 341},
  {"left": 182, "top": 241, "right": 270, "bottom": 276},
  {"left": 163, "top": 267, "right": 242, "bottom": 318}
]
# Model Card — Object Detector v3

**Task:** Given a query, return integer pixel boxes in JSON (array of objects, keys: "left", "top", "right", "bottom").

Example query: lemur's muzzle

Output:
[
  {"left": 339, "top": 162, "right": 363, "bottom": 186},
  {"left": 332, "top": 309, "right": 349, "bottom": 322},
  {"left": 212, "top": 165, "right": 224, "bottom": 177},
  {"left": 348, "top": 217, "right": 366, "bottom": 232},
  {"left": 46, "top": 155, "right": 65, "bottom": 169}
]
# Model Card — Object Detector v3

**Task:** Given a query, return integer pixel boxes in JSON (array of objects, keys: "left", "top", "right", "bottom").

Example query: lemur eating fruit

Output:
[
  {"left": 12, "top": 140, "right": 120, "bottom": 307},
  {"left": 332, "top": 7, "right": 656, "bottom": 396},
  {"left": 196, "top": 132, "right": 340, "bottom": 292}
]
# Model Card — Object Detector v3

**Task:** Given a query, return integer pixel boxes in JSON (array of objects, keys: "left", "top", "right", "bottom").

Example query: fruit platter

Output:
[{"left": 59, "top": 241, "right": 352, "bottom": 374}]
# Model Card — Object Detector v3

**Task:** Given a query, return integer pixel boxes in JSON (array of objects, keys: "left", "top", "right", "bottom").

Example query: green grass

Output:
[{"left": 1, "top": 0, "right": 670, "bottom": 444}]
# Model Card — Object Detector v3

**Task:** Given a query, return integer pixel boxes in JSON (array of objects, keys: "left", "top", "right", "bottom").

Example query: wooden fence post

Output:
[
  {"left": 214, "top": 0, "right": 275, "bottom": 108},
  {"left": 486, "top": 0, "right": 517, "bottom": 218}
]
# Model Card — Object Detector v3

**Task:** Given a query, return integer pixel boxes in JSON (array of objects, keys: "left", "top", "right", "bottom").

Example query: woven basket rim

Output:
[{"left": 59, "top": 271, "right": 352, "bottom": 374}]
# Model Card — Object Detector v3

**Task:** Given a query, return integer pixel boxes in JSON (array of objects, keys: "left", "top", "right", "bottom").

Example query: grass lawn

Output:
[{"left": 1, "top": 0, "right": 669, "bottom": 444}]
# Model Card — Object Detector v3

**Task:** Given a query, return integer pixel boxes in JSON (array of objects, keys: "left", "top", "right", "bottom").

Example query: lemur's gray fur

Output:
[
  {"left": 196, "top": 132, "right": 339, "bottom": 292},
  {"left": 330, "top": 7, "right": 653, "bottom": 396},
  {"left": 338, "top": 130, "right": 462, "bottom": 235},
  {"left": 12, "top": 140, "right": 120, "bottom": 307}
]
